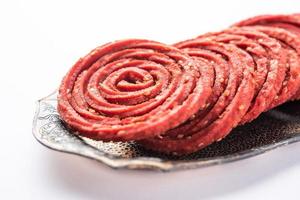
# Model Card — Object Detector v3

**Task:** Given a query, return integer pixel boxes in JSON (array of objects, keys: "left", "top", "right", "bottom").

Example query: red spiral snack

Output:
[
  {"left": 233, "top": 14, "right": 300, "bottom": 35},
  {"left": 248, "top": 26, "right": 300, "bottom": 105},
  {"left": 139, "top": 39, "right": 256, "bottom": 155},
  {"left": 58, "top": 14, "right": 300, "bottom": 156},
  {"left": 199, "top": 27, "right": 288, "bottom": 124},
  {"left": 234, "top": 14, "right": 300, "bottom": 100},
  {"left": 58, "top": 39, "right": 213, "bottom": 141}
]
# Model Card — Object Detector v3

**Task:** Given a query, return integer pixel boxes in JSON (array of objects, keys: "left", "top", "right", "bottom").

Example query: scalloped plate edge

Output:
[{"left": 32, "top": 91, "right": 300, "bottom": 172}]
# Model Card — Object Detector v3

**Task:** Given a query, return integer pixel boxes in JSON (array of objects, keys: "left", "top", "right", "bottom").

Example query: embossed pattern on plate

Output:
[{"left": 32, "top": 91, "right": 300, "bottom": 171}]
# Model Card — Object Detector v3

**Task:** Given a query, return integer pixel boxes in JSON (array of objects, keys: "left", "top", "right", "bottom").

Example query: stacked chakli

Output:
[{"left": 58, "top": 14, "right": 300, "bottom": 155}]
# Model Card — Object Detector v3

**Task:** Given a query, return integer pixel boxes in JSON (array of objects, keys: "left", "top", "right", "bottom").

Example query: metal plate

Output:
[{"left": 32, "top": 91, "right": 300, "bottom": 171}]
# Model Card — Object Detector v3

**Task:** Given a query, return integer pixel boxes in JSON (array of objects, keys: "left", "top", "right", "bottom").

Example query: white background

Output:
[{"left": 0, "top": 0, "right": 300, "bottom": 199}]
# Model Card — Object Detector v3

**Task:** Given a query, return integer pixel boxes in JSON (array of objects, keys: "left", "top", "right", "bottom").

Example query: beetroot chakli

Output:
[
  {"left": 58, "top": 14, "right": 300, "bottom": 155},
  {"left": 58, "top": 39, "right": 213, "bottom": 142}
]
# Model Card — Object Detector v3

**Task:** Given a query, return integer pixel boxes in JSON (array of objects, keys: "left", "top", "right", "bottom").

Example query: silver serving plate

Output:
[{"left": 33, "top": 91, "right": 300, "bottom": 171}]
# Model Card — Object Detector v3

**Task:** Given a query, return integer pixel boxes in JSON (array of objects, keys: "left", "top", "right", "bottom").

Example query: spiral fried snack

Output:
[
  {"left": 233, "top": 14, "right": 300, "bottom": 100},
  {"left": 58, "top": 39, "right": 213, "bottom": 141},
  {"left": 58, "top": 14, "right": 300, "bottom": 155}
]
